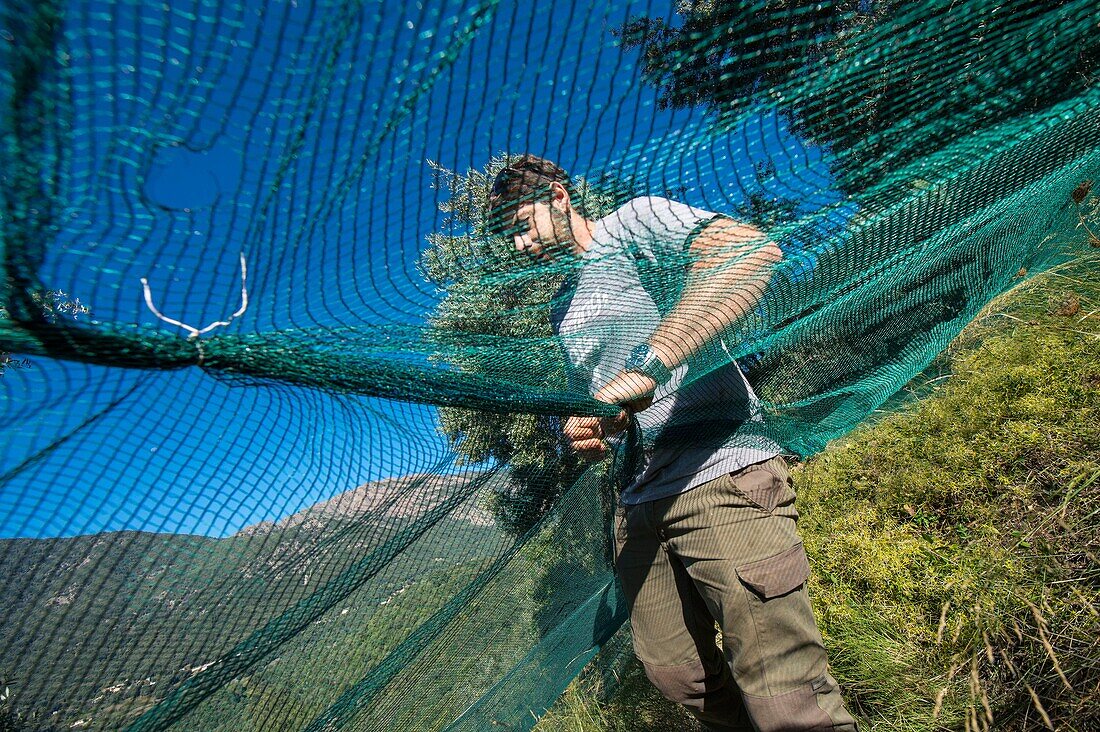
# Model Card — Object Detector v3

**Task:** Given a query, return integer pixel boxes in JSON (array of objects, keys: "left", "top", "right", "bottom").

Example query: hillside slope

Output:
[{"left": 538, "top": 259, "right": 1099, "bottom": 731}]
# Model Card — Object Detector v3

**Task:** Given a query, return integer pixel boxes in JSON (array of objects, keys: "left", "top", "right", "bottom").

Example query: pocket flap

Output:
[{"left": 735, "top": 542, "right": 810, "bottom": 599}]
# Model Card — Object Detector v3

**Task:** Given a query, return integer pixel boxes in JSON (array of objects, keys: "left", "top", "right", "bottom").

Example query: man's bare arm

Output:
[
  {"left": 567, "top": 218, "right": 781, "bottom": 457},
  {"left": 592, "top": 217, "right": 781, "bottom": 408},
  {"left": 648, "top": 217, "right": 781, "bottom": 371}
]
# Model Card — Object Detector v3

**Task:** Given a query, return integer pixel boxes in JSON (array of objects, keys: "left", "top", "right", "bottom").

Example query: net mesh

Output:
[{"left": 0, "top": 0, "right": 1097, "bottom": 729}]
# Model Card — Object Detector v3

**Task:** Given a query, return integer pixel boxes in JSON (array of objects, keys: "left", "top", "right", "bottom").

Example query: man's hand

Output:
[
  {"left": 563, "top": 415, "right": 618, "bottom": 460},
  {"left": 593, "top": 370, "right": 657, "bottom": 414},
  {"left": 564, "top": 371, "right": 657, "bottom": 460}
]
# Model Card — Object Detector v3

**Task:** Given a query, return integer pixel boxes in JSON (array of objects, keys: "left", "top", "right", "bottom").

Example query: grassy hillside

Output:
[{"left": 536, "top": 256, "right": 1100, "bottom": 731}]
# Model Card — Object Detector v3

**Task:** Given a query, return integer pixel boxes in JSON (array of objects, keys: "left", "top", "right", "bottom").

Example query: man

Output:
[{"left": 489, "top": 155, "right": 857, "bottom": 731}]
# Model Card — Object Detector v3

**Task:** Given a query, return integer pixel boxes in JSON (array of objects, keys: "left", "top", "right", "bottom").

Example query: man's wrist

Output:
[{"left": 624, "top": 344, "right": 673, "bottom": 385}]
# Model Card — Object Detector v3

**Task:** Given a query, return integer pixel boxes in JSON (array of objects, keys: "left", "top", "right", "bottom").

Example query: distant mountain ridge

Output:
[
  {"left": 0, "top": 471, "right": 504, "bottom": 731},
  {"left": 235, "top": 470, "right": 494, "bottom": 537}
]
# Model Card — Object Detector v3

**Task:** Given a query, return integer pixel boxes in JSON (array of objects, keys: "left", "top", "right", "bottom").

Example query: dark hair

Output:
[{"left": 487, "top": 154, "right": 578, "bottom": 229}]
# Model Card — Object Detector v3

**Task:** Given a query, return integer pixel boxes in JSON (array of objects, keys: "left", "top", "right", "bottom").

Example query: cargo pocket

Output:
[
  {"left": 728, "top": 457, "right": 795, "bottom": 513},
  {"left": 735, "top": 542, "right": 810, "bottom": 600}
]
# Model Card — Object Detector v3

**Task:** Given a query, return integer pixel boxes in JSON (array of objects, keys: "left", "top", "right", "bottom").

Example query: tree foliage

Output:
[
  {"left": 618, "top": 0, "right": 865, "bottom": 116},
  {"left": 0, "top": 289, "right": 89, "bottom": 373},
  {"left": 0, "top": 685, "right": 25, "bottom": 732},
  {"left": 618, "top": 0, "right": 1100, "bottom": 193},
  {"left": 420, "top": 156, "right": 638, "bottom": 536},
  {"left": 730, "top": 160, "right": 801, "bottom": 230}
]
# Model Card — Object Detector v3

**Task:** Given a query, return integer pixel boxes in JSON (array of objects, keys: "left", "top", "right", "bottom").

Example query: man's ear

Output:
[{"left": 548, "top": 181, "right": 571, "bottom": 211}]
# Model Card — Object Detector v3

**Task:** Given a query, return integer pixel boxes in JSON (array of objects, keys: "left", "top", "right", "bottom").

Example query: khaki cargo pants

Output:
[{"left": 614, "top": 456, "right": 857, "bottom": 731}]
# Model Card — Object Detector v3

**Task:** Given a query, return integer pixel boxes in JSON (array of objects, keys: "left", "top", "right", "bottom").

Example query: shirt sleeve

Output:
[{"left": 609, "top": 196, "right": 727, "bottom": 265}]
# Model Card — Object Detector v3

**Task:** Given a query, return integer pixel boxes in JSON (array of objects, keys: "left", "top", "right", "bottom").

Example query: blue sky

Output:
[{"left": 0, "top": 0, "right": 839, "bottom": 538}]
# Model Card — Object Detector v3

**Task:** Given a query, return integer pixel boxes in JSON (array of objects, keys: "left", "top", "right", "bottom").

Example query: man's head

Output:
[{"left": 488, "top": 154, "right": 594, "bottom": 261}]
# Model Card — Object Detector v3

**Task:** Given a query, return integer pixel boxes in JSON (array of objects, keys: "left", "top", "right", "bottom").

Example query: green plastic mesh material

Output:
[{"left": 0, "top": 0, "right": 1097, "bottom": 729}]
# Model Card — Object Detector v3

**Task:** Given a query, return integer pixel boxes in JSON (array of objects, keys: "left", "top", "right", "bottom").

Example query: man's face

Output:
[{"left": 509, "top": 196, "right": 573, "bottom": 263}]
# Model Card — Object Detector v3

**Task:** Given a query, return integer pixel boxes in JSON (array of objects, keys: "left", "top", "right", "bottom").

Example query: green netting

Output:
[{"left": 0, "top": 0, "right": 1097, "bottom": 730}]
